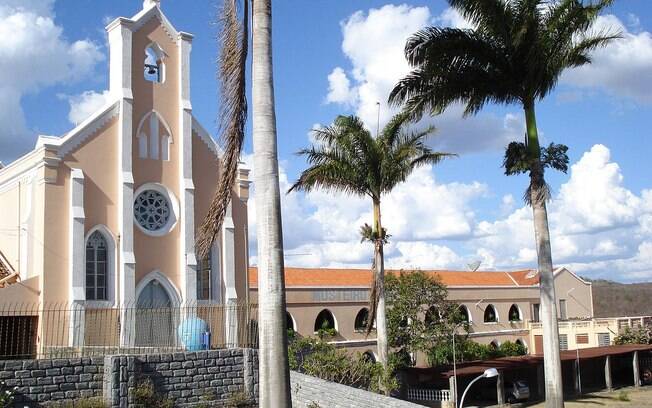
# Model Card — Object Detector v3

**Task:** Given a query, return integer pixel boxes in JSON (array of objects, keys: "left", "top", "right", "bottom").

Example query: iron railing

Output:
[{"left": 0, "top": 302, "right": 258, "bottom": 360}]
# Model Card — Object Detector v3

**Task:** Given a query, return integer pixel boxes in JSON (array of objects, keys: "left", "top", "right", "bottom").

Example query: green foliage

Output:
[
  {"left": 49, "top": 398, "right": 107, "bottom": 408},
  {"left": 289, "top": 113, "right": 453, "bottom": 202},
  {"left": 225, "top": 390, "right": 254, "bottom": 407},
  {"left": 428, "top": 337, "right": 527, "bottom": 366},
  {"left": 614, "top": 326, "right": 652, "bottom": 345},
  {"left": 617, "top": 390, "right": 630, "bottom": 401},
  {"left": 316, "top": 327, "right": 337, "bottom": 339},
  {"left": 389, "top": 0, "right": 620, "bottom": 119},
  {"left": 288, "top": 337, "right": 397, "bottom": 393},
  {"left": 385, "top": 270, "right": 465, "bottom": 367},
  {"left": 0, "top": 380, "right": 17, "bottom": 408},
  {"left": 503, "top": 142, "right": 569, "bottom": 176},
  {"left": 132, "top": 379, "right": 173, "bottom": 408}
]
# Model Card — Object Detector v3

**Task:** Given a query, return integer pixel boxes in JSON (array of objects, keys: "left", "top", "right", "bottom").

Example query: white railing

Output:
[{"left": 407, "top": 388, "right": 451, "bottom": 401}]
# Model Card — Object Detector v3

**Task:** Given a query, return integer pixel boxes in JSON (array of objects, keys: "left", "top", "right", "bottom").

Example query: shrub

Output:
[
  {"left": 225, "top": 390, "right": 254, "bottom": 407},
  {"left": 49, "top": 398, "right": 107, "bottom": 408},
  {"left": 617, "top": 390, "right": 630, "bottom": 401},
  {"left": 428, "top": 338, "right": 526, "bottom": 366},
  {"left": 0, "top": 380, "right": 17, "bottom": 408},
  {"left": 615, "top": 326, "right": 652, "bottom": 345},
  {"left": 288, "top": 337, "right": 397, "bottom": 393},
  {"left": 132, "top": 379, "right": 173, "bottom": 408}
]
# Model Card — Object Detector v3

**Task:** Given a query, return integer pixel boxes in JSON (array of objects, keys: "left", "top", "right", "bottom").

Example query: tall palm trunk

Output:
[
  {"left": 252, "top": 0, "right": 292, "bottom": 406},
  {"left": 373, "top": 199, "right": 389, "bottom": 373},
  {"left": 525, "top": 103, "right": 564, "bottom": 408}
]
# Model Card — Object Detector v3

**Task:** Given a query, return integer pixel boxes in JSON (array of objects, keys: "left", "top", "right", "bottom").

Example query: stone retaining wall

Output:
[
  {"left": 0, "top": 348, "right": 258, "bottom": 407},
  {"left": 0, "top": 357, "right": 104, "bottom": 405},
  {"left": 104, "top": 349, "right": 258, "bottom": 407}
]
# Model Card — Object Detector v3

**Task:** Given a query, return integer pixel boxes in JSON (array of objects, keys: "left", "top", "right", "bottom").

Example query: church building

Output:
[{"left": 0, "top": 0, "right": 250, "bottom": 351}]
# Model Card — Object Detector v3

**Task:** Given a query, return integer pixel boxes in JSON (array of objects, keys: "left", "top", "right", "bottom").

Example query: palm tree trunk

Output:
[
  {"left": 525, "top": 103, "right": 564, "bottom": 408},
  {"left": 373, "top": 199, "right": 389, "bottom": 375},
  {"left": 252, "top": 0, "right": 292, "bottom": 406}
]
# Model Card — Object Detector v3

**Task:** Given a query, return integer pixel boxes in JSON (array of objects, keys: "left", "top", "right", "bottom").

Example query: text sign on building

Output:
[{"left": 312, "top": 289, "right": 369, "bottom": 303}]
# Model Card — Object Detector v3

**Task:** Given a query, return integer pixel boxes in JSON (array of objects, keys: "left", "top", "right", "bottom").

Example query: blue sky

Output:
[{"left": 3, "top": 0, "right": 652, "bottom": 282}]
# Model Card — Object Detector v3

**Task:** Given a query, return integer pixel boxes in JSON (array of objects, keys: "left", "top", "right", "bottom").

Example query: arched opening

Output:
[
  {"left": 354, "top": 308, "right": 369, "bottom": 332},
  {"left": 489, "top": 340, "right": 500, "bottom": 349},
  {"left": 508, "top": 304, "right": 522, "bottom": 322},
  {"left": 458, "top": 305, "right": 471, "bottom": 323},
  {"left": 286, "top": 311, "right": 296, "bottom": 332},
  {"left": 314, "top": 309, "right": 336, "bottom": 333},
  {"left": 515, "top": 338, "right": 527, "bottom": 352},
  {"left": 362, "top": 351, "right": 376, "bottom": 363},
  {"left": 484, "top": 304, "right": 498, "bottom": 323},
  {"left": 144, "top": 44, "right": 165, "bottom": 83},
  {"left": 135, "top": 272, "right": 180, "bottom": 347},
  {"left": 424, "top": 306, "right": 440, "bottom": 326}
]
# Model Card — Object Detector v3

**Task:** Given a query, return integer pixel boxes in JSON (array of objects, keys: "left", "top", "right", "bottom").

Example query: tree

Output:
[
  {"left": 251, "top": 0, "right": 292, "bottom": 406},
  {"left": 289, "top": 114, "right": 453, "bottom": 374},
  {"left": 196, "top": 0, "right": 291, "bottom": 406},
  {"left": 385, "top": 270, "right": 464, "bottom": 367},
  {"left": 389, "top": 1, "right": 619, "bottom": 406}
]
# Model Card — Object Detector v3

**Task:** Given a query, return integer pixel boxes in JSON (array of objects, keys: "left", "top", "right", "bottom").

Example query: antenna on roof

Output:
[{"left": 467, "top": 260, "right": 481, "bottom": 272}]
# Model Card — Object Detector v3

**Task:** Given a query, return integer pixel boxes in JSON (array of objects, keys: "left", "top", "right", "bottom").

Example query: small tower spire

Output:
[{"left": 143, "top": 0, "right": 160, "bottom": 9}]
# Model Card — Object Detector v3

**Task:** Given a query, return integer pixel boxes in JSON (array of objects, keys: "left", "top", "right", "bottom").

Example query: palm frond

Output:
[{"left": 196, "top": 0, "right": 248, "bottom": 259}]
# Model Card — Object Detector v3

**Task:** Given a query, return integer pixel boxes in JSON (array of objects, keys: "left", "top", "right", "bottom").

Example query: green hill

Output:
[{"left": 591, "top": 279, "right": 652, "bottom": 318}]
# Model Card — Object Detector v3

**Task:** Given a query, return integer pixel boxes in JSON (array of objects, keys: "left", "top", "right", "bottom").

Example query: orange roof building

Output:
[{"left": 249, "top": 266, "right": 594, "bottom": 363}]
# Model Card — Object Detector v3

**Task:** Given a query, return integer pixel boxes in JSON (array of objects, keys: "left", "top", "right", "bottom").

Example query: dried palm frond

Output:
[{"left": 196, "top": 0, "right": 249, "bottom": 259}]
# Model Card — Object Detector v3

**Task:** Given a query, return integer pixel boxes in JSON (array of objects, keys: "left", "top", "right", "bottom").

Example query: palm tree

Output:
[
  {"left": 251, "top": 0, "right": 292, "bottom": 406},
  {"left": 389, "top": 1, "right": 619, "bottom": 406},
  {"left": 196, "top": 0, "right": 291, "bottom": 406},
  {"left": 289, "top": 113, "right": 453, "bottom": 376}
]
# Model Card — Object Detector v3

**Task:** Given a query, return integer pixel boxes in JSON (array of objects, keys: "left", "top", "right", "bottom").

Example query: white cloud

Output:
[
  {"left": 326, "top": 4, "right": 522, "bottom": 154},
  {"left": 562, "top": 14, "right": 652, "bottom": 104},
  {"left": 0, "top": 0, "right": 104, "bottom": 162},
  {"left": 247, "top": 158, "right": 484, "bottom": 270},
  {"left": 325, "top": 67, "right": 355, "bottom": 106},
  {"left": 387, "top": 241, "right": 462, "bottom": 270},
  {"left": 469, "top": 144, "right": 652, "bottom": 281},
  {"left": 63, "top": 90, "right": 112, "bottom": 125},
  {"left": 552, "top": 144, "right": 641, "bottom": 234}
]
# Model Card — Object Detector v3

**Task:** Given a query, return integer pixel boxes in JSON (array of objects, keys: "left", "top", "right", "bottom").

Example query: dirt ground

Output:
[{"left": 525, "top": 386, "right": 652, "bottom": 407}]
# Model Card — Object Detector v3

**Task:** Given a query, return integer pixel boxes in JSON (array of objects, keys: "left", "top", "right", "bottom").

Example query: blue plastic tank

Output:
[{"left": 178, "top": 317, "right": 209, "bottom": 351}]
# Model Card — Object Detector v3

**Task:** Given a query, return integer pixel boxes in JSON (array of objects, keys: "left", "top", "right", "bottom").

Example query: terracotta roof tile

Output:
[{"left": 248, "top": 267, "right": 540, "bottom": 288}]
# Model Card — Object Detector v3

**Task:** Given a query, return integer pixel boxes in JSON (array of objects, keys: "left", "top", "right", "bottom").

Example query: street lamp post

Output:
[{"left": 459, "top": 368, "right": 499, "bottom": 408}]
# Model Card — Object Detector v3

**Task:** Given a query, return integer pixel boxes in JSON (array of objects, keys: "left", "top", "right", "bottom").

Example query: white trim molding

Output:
[
  {"left": 69, "top": 168, "right": 85, "bottom": 347},
  {"left": 135, "top": 270, "right": 182, "bottom": 307}
]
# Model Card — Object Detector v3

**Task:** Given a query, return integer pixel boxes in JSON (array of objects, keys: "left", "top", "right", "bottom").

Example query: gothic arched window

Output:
[{"left": 86, "top": 231, "right": 108, "bottom": 300}]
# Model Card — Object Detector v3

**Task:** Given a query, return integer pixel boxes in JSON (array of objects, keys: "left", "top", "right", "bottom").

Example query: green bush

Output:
[
  {"left": 49, "top": 398, "right": 107, "bottom": 408},
  {"left": 225, "top": 390, "right": 254, "bottom": 407},
  {"left": 428, "top": 338, "right": 526, "bottom": 366},
  {"left": 288, "top": 337, "right": 397, "bottom": 393},
  {"left": 132, "top": 379, "right": 173, "bottom": 408},
  {"left": 615, "top": 326, "right": 652, "bottom": 345},
  {"left": 0, "top": 380, "right": 17, "bottom": 408}
]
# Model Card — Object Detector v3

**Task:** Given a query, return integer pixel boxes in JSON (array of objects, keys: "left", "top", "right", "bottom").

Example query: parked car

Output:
[
  {"left": 479, "top": 379, "right": 529, "bottom": 403},
  {"left": 505, "top": 380, "right": 530, "bottom": 403}
]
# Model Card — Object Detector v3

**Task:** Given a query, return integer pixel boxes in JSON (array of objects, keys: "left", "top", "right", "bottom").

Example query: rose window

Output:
[{"left": 134, "top": 190, "right": 171, "bottom": 232}]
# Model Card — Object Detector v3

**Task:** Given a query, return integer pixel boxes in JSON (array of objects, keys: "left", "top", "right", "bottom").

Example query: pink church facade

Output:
[{"left": 0, "top": 1, "right": 250, "bottom": 350}]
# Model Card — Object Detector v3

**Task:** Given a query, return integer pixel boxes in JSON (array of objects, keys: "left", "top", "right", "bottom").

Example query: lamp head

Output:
[{"left": 483, "top": 368, "right": 499, "bottom": 378}]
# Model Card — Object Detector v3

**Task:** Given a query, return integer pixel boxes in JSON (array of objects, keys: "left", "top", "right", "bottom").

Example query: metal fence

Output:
[{"left": 0, "top": 302, "right": 258, "bottom": 360}]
